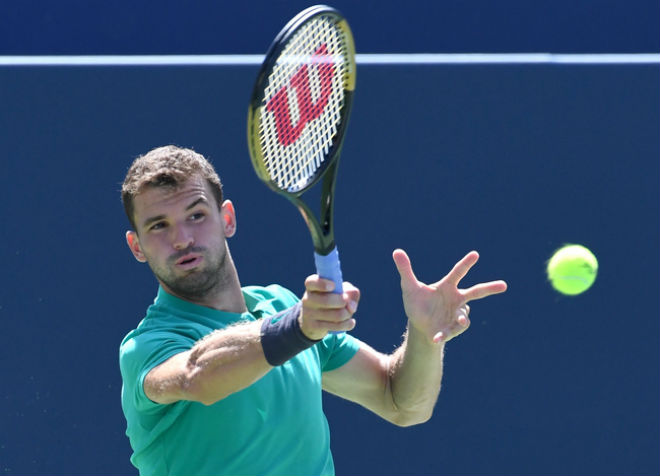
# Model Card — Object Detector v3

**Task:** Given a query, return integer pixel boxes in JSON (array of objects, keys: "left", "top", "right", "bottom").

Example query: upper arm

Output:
[
  {"left": 322, "top": 342, "right": 401, "bottom": 424},
  {"left": 143, "top": 350, "right": 194, "bottom": 405}
]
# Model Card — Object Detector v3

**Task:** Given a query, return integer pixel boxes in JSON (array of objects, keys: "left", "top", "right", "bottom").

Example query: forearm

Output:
[
  {"left": 388, "top": 324, "right": 445, "bottom": 425},
  {"left": 184, "top": 320, "right": 272, "bottom": 405}
]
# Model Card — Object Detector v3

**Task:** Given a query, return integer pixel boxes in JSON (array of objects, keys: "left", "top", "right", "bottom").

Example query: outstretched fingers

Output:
[
  {"left": 445, "top": 251, "right": 480, "bottom": 287},
  {"left": 392, "top": 249, "right": 419, "bottom": 289},
  {"left": 462, "top": 280, "right": 508, "bottom": 302},
  {"left": 445, "top": 251, "right": 507, "bottom": 301}
]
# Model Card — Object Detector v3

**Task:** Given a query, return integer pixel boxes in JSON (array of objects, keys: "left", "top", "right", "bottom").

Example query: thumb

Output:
[{"left": 392, "top": 249, "right": 418, "bottom": 288}]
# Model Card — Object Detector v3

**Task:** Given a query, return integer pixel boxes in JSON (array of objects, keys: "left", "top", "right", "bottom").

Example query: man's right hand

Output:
[{"left": 299, "top": 276, "right": 360, "bottom": 340}]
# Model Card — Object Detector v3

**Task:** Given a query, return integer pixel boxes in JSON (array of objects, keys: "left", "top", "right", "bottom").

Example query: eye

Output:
[
  {"left": 149, "top": 222, "right": 167, "bottom": 231},
  {"left": 189, "top": 212, "right": 206, "bottom": 222}
]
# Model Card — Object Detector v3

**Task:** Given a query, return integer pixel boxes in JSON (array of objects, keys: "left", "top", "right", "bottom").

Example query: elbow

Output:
[
  {"left": 191, "top": 383, "right": 220, "bottom": 406},
  {"left": 180, "top": 368, "right": 230, "bottom": 406},
  {"left": 391, "top": 409, "right": 433, "bottom": 427},
  {"left": 183, "top": 377, "right": 228, "bottom": 406},
  {"left": 199, "top": 397, "right": 222, "bottom": 407},
  {"left": 185, "top": 379, "right": 230, "bottom": 407},
  {"left": 181, "top": 348, "right": 239, "bottom": 405},
  {"left": 408, "top": 410, "right": 433, "bottom": 426},
  {"left": 387, "top": 391, "right": 436, "bottom": 427}
]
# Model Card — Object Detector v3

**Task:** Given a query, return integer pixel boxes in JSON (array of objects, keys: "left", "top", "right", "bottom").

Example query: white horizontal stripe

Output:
[
  {"left": 357, "top": 53, "right": 660, "bottom": 64},
  {"left": 0, "top": 53, "right": 657, "bottom": 66},
  {"left": 0, "top": 54, "right": 263, "bottom": 66}
]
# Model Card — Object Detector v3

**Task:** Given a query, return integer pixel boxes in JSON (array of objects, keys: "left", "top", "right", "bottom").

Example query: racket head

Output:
[{"left": 247, "top": 5, "right": 356, "bottom": 198}]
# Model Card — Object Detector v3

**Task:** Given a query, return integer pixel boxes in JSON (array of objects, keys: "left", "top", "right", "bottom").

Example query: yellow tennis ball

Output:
[{"left": 546, "top": 244, "right": 598, "bottom": 295}]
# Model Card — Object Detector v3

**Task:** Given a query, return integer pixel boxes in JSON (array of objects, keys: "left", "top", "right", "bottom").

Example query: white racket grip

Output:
[{"left": 314, "top": 247, "right": 344, "bottom": 294}]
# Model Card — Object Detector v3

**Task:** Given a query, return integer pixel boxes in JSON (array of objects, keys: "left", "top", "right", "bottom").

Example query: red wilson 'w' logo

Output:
[{"left": 266, "top": 44, "right": 335, "bottom": 146}]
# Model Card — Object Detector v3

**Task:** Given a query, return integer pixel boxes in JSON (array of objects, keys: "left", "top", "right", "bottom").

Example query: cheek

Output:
[
  {"left": 138, "top": 236, "right": 169, "bottom": 260},
  {"left": 201, "top": 218, "right": 226, "bottom": 240}
]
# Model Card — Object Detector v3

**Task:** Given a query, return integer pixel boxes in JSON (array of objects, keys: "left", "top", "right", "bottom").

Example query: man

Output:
[{"left": 119, "top": 145, "right": 507, "bottom": 475}]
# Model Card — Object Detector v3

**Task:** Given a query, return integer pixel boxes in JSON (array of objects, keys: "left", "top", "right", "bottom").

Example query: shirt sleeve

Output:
[
  {"left": 317, "top": 332, "right": 361, "bottom": 372},
  {"left": 120, "top": 330, "right": 193, "bottom": 412}
]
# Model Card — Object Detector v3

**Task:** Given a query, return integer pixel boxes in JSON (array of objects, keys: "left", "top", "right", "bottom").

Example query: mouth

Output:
[{"left": 175, "top": 253, "right": 203, "bottom": 270}]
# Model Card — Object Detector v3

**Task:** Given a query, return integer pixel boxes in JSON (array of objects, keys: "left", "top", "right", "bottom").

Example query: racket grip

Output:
[{"left": 314, "top": 247, "right": 344, "bottom": 294}]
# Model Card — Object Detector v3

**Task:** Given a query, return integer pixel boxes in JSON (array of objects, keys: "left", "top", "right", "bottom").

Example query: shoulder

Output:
[
  {"left": 119, "top": 321, "right": 193, "bottom": 379},
  {"left": 243, "top": 284, "right": 300, "bottom": 309}
]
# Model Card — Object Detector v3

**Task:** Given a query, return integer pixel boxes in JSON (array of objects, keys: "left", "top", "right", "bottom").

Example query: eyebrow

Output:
[
  {"left": 185, "top": 197, "right": 209, "bottom": 211},
  {"left": 141, "top": 197, "right": 210, "bottom": 229}
]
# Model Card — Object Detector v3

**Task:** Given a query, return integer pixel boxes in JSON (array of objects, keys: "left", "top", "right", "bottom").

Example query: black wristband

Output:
[{"left": 260, "top": 302, "right": 320, "bottom": 366}]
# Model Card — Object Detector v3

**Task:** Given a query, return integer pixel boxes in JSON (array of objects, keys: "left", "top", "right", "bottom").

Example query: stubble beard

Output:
[{"left": 152, "top": 246, "right": 228, "bottom": 303}]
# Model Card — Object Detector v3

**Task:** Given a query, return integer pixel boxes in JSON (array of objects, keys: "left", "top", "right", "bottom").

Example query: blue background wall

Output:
[{"left": 1, "top": 1, "right": 658, "bottom": 475}]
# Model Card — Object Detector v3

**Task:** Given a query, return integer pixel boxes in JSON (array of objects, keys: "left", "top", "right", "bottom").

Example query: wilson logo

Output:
[{"left": 266, "top": 44, "right": 335, "bottom": 146}]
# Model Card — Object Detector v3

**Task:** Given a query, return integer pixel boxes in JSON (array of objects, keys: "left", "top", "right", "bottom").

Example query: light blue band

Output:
[{"left": 314, "top": 247, "right": 343, "bottom": 294}]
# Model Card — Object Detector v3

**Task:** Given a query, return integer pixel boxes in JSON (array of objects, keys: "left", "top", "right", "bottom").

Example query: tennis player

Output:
[{"left": 119, "top": 145, "right": 507, "bottom": 475}]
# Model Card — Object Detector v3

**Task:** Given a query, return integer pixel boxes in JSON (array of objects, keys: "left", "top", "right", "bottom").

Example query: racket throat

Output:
[{"left": 295, "top": 199, "right": 336, "bottom": 255}]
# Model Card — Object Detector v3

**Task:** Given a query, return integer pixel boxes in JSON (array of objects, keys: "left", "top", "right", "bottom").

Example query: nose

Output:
[{"left": 172, "top": 224, "right": 194, "bottom": 250}]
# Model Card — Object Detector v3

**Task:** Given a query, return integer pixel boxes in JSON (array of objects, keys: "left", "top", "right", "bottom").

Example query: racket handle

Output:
[
  {"left": 314, "top": 247, "right": 344, "bottom": 294},
  {"left": 314, "top": 247, "right": 345, "bottom": 335}
]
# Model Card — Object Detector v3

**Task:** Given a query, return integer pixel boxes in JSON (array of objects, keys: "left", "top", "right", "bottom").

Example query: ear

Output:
[
  {"left": 220, "top": 200, "right": 237, "bottom": 238},
  {"left": 126, "top": 231, "right": 147, "bottom": 263}
]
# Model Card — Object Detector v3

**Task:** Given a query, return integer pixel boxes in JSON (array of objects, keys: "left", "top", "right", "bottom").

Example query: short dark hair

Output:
[{"left": 121, "top": 145, "right": 223, "bottom": 230}]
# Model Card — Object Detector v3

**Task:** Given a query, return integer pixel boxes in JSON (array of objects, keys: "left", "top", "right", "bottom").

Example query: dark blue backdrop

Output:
[
  {"left": 1, "top": 0, "right": 659, "bottom": 55},
  {"left": 1, "top": 1, "right": 658, "bottom": 475}
]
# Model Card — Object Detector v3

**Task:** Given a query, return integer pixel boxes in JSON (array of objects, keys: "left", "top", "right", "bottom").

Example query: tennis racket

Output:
[{"left": 247, "top": 5, "right": 356, "bottom": 296}]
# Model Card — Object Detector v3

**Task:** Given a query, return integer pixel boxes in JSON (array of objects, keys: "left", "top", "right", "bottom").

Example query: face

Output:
[{"left": 126, "top": 175, "right": 237, "bottom": 303}]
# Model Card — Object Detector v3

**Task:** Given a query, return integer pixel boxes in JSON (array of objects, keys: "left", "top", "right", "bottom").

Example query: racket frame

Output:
[{"left": 247, "top": 5, "right": 356, "bottom": 256}]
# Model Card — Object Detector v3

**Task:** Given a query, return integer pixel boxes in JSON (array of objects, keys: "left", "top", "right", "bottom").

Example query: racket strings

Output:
[{"left": 259, "top": 15, "right": 350, "bottom": 192}]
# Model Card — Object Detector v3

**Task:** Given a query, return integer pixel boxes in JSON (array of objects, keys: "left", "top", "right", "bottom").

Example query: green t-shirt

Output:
[{"left": 119, "top": 285, "right": 360, "bottom": 476}]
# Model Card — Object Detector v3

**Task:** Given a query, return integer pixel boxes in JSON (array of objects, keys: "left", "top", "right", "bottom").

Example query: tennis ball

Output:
[{"left": 546, "top": 244, "right": 598, "bottom": 295}]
